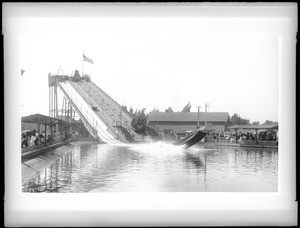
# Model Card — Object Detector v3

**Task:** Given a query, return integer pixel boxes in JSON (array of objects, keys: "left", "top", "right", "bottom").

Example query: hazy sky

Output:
[{"left": 19, "top": 16, "right": 279, "bottom": 123}]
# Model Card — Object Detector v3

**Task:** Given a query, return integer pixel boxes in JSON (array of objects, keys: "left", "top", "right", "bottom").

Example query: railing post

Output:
[{"left": 255, "top": 129, "right": 258, "bottom": 144}]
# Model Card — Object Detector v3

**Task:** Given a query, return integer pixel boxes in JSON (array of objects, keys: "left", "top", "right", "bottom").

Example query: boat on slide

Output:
[{"left": 173, "top": 129, "right": 207, "bottom": 149}]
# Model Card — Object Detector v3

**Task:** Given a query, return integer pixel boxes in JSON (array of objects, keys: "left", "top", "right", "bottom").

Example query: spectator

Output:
[
  {"left": 57, "top": 131, "right": 61, "bottom": 141},
  {"left": 30, "top": 134, "right": 36, "bottom": 147},
  {"left": 62, "top": 131, "right": 66, "bottom": 141},
  {"left": 21, "top": 134, "right": 28, "bottom": 147},
  {"left": 75, "top": 131, "right": 79, "bottom": 140},
  {"left": 47, "top": 135, "right": 52, "bottom": 144},
  {"left": 34, "top": 132, "right": 39, "bottom": 145},
  {"left": 39, "top": 133, "right": 45, "bottom": 143}
]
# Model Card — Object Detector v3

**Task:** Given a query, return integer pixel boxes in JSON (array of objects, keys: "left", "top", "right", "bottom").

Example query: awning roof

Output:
[
  {"left": 21, "top": 113, "right": 67, "bottom": 126},
  {"left": 227, "top": 123, "right": 278, "bottom": 130}
]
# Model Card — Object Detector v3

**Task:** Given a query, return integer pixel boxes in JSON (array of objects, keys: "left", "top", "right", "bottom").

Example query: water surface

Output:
[{"left": 22, "top": 142, "right": 278, "bottom": 192}]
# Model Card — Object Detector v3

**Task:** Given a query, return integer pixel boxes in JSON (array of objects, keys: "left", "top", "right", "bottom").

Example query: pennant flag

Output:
[
  {"left": 83, "top": 54, "right": 94, "bottom": 64},
  {"left": 21, "top": 69, "right": 25, "bottom": 75}
]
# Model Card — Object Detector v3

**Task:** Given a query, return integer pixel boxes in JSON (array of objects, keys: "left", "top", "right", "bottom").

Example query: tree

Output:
[
  {"left": 139, "top": 108, "right": 147, "bottom": 121},
  {"left": 240, "top": 118, "right": 250, "bottom": 125},
  {"left": 181, "top": 101, "right": 191, "bottom": 112},
  {"left": 229, "top": 113, "right": 250, "bottom": 125},
  {"left": 252, "top": 121, "right": 260, "bottom": 125},
  {"left": 133, "top": 108, "right": 147, "bottom": 123},
  {"left": 129, "top": 107, "right": 134, "bottom": 115},
  {"left": 262, "top": 120, "right": 278, "bottom": 125},
  {"left": 131, "top": 108, "right": 148, "bottom": 135},
  {"left": 229, "top": 113, "right": 241, "bottom": 125},
  {"left": 122, "top": 105, "right": 127, "bottom": 111},
  {"left": 151, "top": 108, "right": 160, "bottom": 113},
  {"left": 165, "top": 107, "right": 174, "bottom": 112}
]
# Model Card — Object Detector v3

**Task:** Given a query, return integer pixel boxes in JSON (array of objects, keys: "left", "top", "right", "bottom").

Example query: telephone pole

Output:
[{"left": 205, "top": 103, "right": 210, "bottom": 127}]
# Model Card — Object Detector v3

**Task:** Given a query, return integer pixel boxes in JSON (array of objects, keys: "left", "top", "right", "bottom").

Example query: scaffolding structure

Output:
[{"left": 48, "top": 74, "right": 77, "bottom": 124}]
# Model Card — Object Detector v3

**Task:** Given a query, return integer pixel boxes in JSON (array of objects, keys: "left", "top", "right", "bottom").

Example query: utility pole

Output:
[
  {"left": 196, "top": 106, "right": 202, "bottom": 129},
  {"left": 205, "top": 103, "right": 210, "bottom": 127}
]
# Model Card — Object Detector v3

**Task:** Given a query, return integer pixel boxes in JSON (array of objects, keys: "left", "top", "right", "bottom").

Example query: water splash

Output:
[
  {"left": 128, "top": 141, "right": 185, "bottom": 154},
  {"left": 187, "top": 145, "right": 215, "bottom": 153}
]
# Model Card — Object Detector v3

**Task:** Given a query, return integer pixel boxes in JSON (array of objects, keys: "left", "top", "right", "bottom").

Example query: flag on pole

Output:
[
  {"left": 21, "top": 69, "right": 25, "bottom": 75},
  {"left": 83, "top": 54, "right": 94, "bottom": 64}
]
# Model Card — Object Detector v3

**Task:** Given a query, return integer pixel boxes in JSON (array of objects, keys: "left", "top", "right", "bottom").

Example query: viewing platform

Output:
[{"left": 206, "top": 138, "right": 278, "bottom": 149}]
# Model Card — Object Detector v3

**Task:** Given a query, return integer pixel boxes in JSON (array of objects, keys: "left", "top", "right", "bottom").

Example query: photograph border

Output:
[{"left": 4, "top": 3, "right": 297, "bottom": 226}]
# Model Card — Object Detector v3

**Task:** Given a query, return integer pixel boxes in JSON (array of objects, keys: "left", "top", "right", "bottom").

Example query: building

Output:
[
  {"left": 21, "top": 114, "right": 68, "bottom": 136},
  {"left": 22, "top": 114, "right": 91, "bottom": 136},
  {"left": 147, "top": 112, "right": 229, "bottom": 134}
]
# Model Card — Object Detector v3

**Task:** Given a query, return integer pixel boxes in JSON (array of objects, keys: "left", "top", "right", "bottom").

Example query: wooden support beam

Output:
[
  {"left": 44, "top": 123, "right": 47, "bottom": 147},
  {"left": 255, "top": 129, "right": 258, "bottom": 144}
]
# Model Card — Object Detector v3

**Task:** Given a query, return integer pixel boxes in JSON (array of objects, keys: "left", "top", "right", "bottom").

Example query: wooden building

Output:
[{"left": 147, "top": 112, "right": 229, "bottom": 134}]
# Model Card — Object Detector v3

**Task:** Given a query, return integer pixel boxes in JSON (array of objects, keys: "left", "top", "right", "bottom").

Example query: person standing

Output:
[
  {"left": 35, "top": 132, "right": 39, "bottom": 145},
  {"left": 21, "top": 134, "right": 28, "bottom": 147},
  {"left": 75, "top": 130, "right": 79, "bottom": 140},
  {"left": 30, "top": 134, "right": 36, "bottom": 147}
]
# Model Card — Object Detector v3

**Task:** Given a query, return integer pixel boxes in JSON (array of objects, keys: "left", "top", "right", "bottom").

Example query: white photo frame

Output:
[{"left": 4, "top": 3, "right": 297, "bottom": 226}]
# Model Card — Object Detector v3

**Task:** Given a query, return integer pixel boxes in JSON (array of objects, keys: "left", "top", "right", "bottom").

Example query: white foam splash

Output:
[{"left": 127, "top": 141, "right": 186, "bottom": 156}]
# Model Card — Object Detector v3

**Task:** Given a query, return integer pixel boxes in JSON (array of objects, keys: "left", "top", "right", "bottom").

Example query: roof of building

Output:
[
  {"left": 147, "top": 112, "right": 229, "bottom": 123},
  {"left": 227, "top": 123, "right": 278, "bottom": 130},
  {"left": 21, "top": 113, "right": 67, "bottom": 126},
  {"left": 155, "top": 124, "right": 197, "bottom": 133},
  {"left": 153, "top": 124, "right": 226, "bottom": 133}
]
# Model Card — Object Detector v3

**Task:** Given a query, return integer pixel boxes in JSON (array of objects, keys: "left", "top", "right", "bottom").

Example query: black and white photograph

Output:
[{"left": 4, "top": 3, "right": 297, "bottom": 226}]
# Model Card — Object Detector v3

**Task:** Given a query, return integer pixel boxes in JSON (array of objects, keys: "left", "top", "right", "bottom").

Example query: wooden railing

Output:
[
  {"left": 257, "top": 140, "right": 278, "bottom": 147},
  {"left": 69, "top": 81, "right": 127, "bottom": 142},
  {"left": 21, "top": 140, "right": 64, "bottom": 153},
  {"left": 206, "top": 138, "right": 278, "bottom": 147}
]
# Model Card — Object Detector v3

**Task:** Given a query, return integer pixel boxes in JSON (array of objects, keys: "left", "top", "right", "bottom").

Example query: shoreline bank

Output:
[{"left": 22, "top": 140, "right": 99, "bottom": 184}]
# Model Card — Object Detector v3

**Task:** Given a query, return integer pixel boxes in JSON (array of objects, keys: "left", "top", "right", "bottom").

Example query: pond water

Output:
[{"left": 22, "top": 142, "right": 278, "bottom": 192}]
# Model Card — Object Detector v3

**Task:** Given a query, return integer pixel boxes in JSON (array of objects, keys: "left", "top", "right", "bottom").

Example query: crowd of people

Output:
[
  {"left": 21, "top": 129, "right": 81, "bottom": 149},
  {"left": 208, "top": 130, "right": 278, "bottom": 142},
  {"left": 21, "top": 127, "right": 278, "bottom": 149}
]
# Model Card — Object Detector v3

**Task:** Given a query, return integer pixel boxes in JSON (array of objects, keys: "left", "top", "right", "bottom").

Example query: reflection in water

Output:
[
  {"left": 184, "top": 152, "right": 203, "bottom": 169},
  {"left": 22, "top": 143, "right": 278, "bottom": 192}
]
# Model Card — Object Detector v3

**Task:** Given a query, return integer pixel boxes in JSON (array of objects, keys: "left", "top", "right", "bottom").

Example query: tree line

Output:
[
  {"left": 228, "top": 113, "right": 278, "bottom": 126},
  {"left": 122, "top": 102, "right": 277, "bottom": 126}
]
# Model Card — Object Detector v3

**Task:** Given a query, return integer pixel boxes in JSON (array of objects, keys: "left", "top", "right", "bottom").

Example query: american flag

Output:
[{"left": 83, "top": 54, "right": 94, "bottom": 64}]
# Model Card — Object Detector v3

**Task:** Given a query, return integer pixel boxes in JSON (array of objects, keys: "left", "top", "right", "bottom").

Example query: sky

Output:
[{"left": 19, "top": 16, "right": 279, "bottom": 124}]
